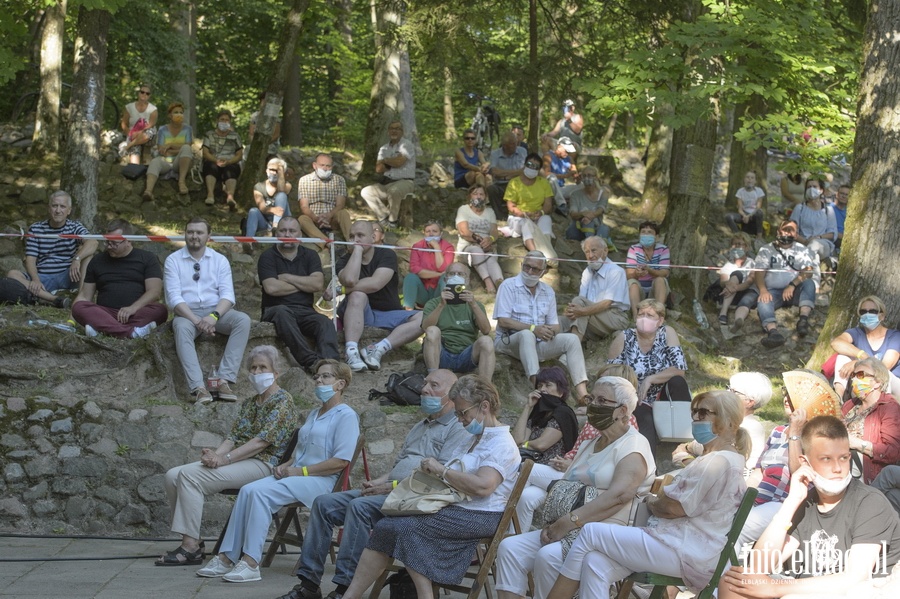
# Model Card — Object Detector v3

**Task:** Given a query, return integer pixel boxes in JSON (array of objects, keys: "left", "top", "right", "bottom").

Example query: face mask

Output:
[
  {"left": 521, "top": 273, "right": 541, "bottom": 287},
  {"left": 267, "top": 173, "right": 279, "bottom": 183},
  {"left": 425, "top": 235, "right": 441, "bottom": 243},
  {"left": 217, "top": 121, "right": 230, "bottom": 132},
  {"left": 851, "top": 376, "right": 877, "bottom": 399},
  {"left": 248, "top": 372, "right": 275, "bottom": 395},
  {"left": 171, "top": 114, "right": 184, "bottom": 124},
  {"left": 446, "top": 275, "right": 466, "bottom": 286},
  {"left": 692, "top": 421, "right": 718, "bottom": 444},
  {"left": 811, "top": 471, "right": 852, "bottom": 496},
  {"left": 523, "top": 167, "right": 540, "bottom": 179},
  {"left": 860, "top": 314, "right": 881, "bottom": 330},
  {"left": 640, "top": 234, "right": 655, "bottom": 248},
  {"left": 465, "top": 416, "right": 484, "bottom": 435},
  {"left": 636, "top": 316, "right": 660, "bottom": 334},
  {"left": 776, "top": 234, "right": 795, "bottom": 246},
  {"left": 582, "top": 177, "right": 596, "bottom": 187},
  {"left": 315, "top": 384, "right": 336, "bottom": 403},
  {"left": 587, "top": 404, "right": 618, "bottom": 431},
  {"left": 315, "top": 168, "right": 332, "bottom": 180},
  {"left": 470, "top": 198, "right": 485, "bottom": 209},
  {"left": 420, "top": 395, "right": 444, "bottom": 414},
  {"left": 728, "top": 248, "right": 746, "bottom": 261},
  {"left": 588, "top": 260, "right": 604, "bottom": 271},
  {"left": 806, "top": 187, "right": 822, "bottom": 200}
]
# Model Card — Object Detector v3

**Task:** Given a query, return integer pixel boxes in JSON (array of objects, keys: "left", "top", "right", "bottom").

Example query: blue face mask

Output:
[
  {"left": 465, "top": 416, "right": 484, "bottom": 435},
  {"left": 425, "top": 235, "right": 441, "bottom": 243},
  {"left": 315, "top": 385, "right": 336, "bottom": 403},
  {"left": 692, "top": 421, "right": 718, "bottom": 445},
  {"left": 420, "top": 395, "right": 444, "bottom": 414},
  {"left": 860, "top": 314, "right": 881, "bottom": 331},
  {"left": 640, "top": 234, "right": 655, "bottom": 248}
]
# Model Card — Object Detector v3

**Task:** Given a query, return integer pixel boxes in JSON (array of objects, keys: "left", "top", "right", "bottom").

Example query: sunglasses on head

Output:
[
  {"left": 193, "top": 262, "right": 201, "bottom": 281},
  {"left": 859, "top": 308, "right": 880, "bottom": 315},
  {"left": 691, "top": 407, "right": 717, "bottom": 419}
]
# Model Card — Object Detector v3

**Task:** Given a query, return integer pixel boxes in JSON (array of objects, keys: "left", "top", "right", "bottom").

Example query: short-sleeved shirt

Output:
[
  {"left": 454, "top": 205, "right": 497, "bottom": 253},
  {"left": 125, "top": 101, "right": 157, "bottom": 128},
  {"left": 788, "top": 479, "right": 900, "bottom": 578},
  {"left": 297, "top": 172, "right": 348, "bottom": 216},
  {"left": 85, "top": 248, "right": 162, "bottom": 309},
  {"left": 157, "top": 125, "right": 193, "bottom": 162},
  {"left": 845, "top": 326, "right": 900, "bottom": 378},
  {"left": 568, "top": 187, "right": 609, "bottom": 224},
  {"left": 791, "top": 202, "right": 838, "bottom": 240},
  {"left": 489, "top": 147, "right": 527, "bottom": 182},
  {"left": 450, "top": 425, "right": 520, "bottom": 512},
  {"left": 609, "top": 327, "right": 688, "bottom": 405},
  {"left": 422, "top": 297, "right": 487, "bottom": 354},
  {"left": 753, "top": 241, "right": 821, "bottom": 290},
  {"left": 377, "top": 138, "right": 416, "bottom": 181},
  {"left": 492, "top": 274, "right": 558, "bottom": 337},
  {"left": 503, "top": 176, "right": 553, "bottom": 213},
  {"left": 25, "top": 219, "right": 89, "bottom": 276},
  {"left": 388, "top": 410, "right": 471, "bottom": 481},
  {"left": 258, "top": 245, "right": 323, "bottom": 312},
  {"left": 735, "top": 186, "right": 765, "bottom": 213},
  {"left": 579, "top": 259, "right": 630, "bottom": 312},
  {"left": 755, "top": 424, "right": 791, "bottom": 504},
  {"left": 228, "top": 388, "right": 300, "bottom": 467},
  {"left": 289, "top": 403, "right": 360, "bottom": 506},
  {"left": 626, "top": 243, "right": 670, "bottom": 285},
  {"left": 336, "top": 247, "right": 402, "bottom": 312},
  {"left": 203, "top": 129, "right": 243, "bottom": 160}
]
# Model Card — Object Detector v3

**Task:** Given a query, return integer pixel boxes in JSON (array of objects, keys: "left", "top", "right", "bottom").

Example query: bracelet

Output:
[
  {"left": 441, "top": 465, "right": 450, "bottom": 480},
  {"left": 73, "top": 256, "right": 81, "bottom": 261},
  {"left": 209, "top": 311, "right": 220, "bottom": 321},
  {"left": 529, "top": 325, "right": 536, "bottom": 332},
  {"left": 523, "top": 441, "right": 530, "bottom": 449},
  {"left": 302, "top": 466, "right": 309, "bottom": 476},
  {"left": 857, "top": 350, "right": 867, "bottom": 360},
  {"left": 392, "top": 480, "right": 398, "bottom": 489}
]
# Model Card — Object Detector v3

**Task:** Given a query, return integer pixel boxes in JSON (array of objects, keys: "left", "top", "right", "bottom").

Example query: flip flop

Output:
[{"left": 155, "top": 543, "right": 205, "bottom": 566}]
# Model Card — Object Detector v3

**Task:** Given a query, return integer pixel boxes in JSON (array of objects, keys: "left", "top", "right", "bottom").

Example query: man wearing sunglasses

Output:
[
  {"left": 164, "top": 217, "right": 251, "bottom": 404},
  {"left": 70, "top": 220, "right": 167, "bottom": 339}
]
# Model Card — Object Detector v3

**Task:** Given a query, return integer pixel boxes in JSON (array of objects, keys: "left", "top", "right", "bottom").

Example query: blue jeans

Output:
[
  {"left": 565, "top": 219, "right": 610, "bottom": 241},
  {"left": 295, "top": 490, "right": 388, "bottom": 587},
  {"left": 739, "top": 279, "right": 816, "bottom": 327},
  {"left": 25, "top": 270, "right": 76, "bottom": 293},
  {"left": 245, "top": 192, "right": 291, "bottom": 235}
]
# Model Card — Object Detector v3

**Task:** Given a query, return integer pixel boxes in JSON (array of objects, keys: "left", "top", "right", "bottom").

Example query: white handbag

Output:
[{"left": 652, "top": 397, "right": 693, "bottom": 442}]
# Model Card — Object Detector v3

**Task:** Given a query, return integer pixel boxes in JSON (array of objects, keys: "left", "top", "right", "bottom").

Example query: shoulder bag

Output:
[{"left": 380, "top": 459, "right": 469, "bottom": 515}]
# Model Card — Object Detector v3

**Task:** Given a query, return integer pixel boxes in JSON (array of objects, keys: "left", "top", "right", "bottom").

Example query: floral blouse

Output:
[
  {"left": 227, "top": 388, "right": 299, "bottom": 467},
  {"left": 609, "top": 327, "right": 688, "bottom": 405}
]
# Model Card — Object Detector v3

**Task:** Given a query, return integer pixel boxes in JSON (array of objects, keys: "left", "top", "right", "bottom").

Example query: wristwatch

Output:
[
  {"left": 568, "top": 512, "right": 579, "bottom": 524},
  {"left": 225, "top": 453, "right": 232, "bottom": 463},
  {"left": 789, "top": 435, "right": 801, "bottom": 442}
]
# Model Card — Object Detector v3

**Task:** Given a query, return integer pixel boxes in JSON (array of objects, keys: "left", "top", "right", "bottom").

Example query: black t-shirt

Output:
[
  {"left": 788, "top": 479, "right": 900, "bottom": 577},
  {"left": 85, "top": 248, "right": 162, "bottom": 309},
  {"left": 258, "top": 245, "right": 323, "bottom": 312},
  {"left": 335, "top": 247, "right": 402, "bottom": 312}
]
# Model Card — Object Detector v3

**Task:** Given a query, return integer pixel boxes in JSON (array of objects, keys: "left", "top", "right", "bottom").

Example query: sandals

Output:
[{"left": 155, "top": 541, "right": 205, "bottom": 566}]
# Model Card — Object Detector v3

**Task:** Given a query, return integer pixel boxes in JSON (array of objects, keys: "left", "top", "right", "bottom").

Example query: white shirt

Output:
[
  {"left": 493, "top": 274, "right": 559, "bottom": 337},
  {"left": 164, "top": 246, "right": 236, "bottom": 310},
  {"left": 579, "top": 259, "right": 630, "bottom": 312},
  {"left": 454, "top": 425, "right": 520, "bottom": 512},
  {"left": 377, "top": 137, "right": 416, "bottom": 181}
]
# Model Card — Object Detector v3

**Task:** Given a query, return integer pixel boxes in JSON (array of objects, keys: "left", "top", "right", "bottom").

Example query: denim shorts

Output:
[
  {"left": 364, "top": 305, "right": 418, "bottom": 330},
  {"left": 440, "top": 344, "right": 477, "bottom": 372},
  {"left": 26, "top": 270, "right": 76, "bottom": 293}
]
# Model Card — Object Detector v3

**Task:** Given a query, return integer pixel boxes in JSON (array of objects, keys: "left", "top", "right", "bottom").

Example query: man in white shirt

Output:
[
  {"left": 164, "top": 217, "right": 251, "bottom": 404},
  {"left": 559, "top": 236, "right": 630, "bottom": 341},
  {"left": 360, "top": 121, "right": 416, "bottom": 230}
]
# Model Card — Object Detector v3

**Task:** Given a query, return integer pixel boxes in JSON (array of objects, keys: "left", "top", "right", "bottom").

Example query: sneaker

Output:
[
  {"left": 345, "top": 347, "right": 368, "bottom": 372},
  {"left": 196, "top": 555, "right": 231, "bottom": 578},
  {"left": 192, "top": 387, "right": 213, "bottom": 405},
  {"left": 222, "top": 560, "right": 261, "bottom": 583},
  {"left": 361, "top": 343, "right": 386, "bottom": 371},
  {"left": 276, "top": 584, "right": 323, "bottom": 599},
  {"left": 217, "top": 381, "right": 238, "bottom": 402},
  {"left": 85, "top": 324, "right": 99, "bottom": 338},
  {"left": 131, "top": 321, "right": 157, "bottom": 339},
  {"left": 53, "top": 296, "right": 72, "bottom": 310},
  {"left": 796, "top": 317, "right": 810, "bottom": 337},
  {"left": 730, "top": 317, "right": 744, "bottom": 334},
  {"left": 761, "top": 329, "right": 786, "bottom": 349}
]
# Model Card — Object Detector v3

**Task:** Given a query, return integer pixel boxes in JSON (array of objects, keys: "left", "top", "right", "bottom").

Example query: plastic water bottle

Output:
[
  {"left": 49, "top": 322, "right": 77, "bottom": 333},
  {"left": 207, "top": 366, "right": 220, "bottom": 400},
  {"left": 693, "top": 299, "right": 709, "bottom": 329},
  {"left": 27, "top": 319, "right": 51, "bottom": 327}
]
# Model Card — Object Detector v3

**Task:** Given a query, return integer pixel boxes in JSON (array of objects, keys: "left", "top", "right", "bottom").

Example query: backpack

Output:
[
  {"left": 0, "top": 277, "right": 35, "bottom": 305},
  {"left": 368, "top": 371, "right": 425, "bottom": 406}
]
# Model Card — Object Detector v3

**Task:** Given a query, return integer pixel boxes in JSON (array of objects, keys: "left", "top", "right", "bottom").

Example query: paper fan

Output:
[{"left": 782, "top": 369, "right": 842, "bottom": 417}]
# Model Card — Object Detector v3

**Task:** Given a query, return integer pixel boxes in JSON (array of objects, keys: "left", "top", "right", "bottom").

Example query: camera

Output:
[{"left": 446, "top": 284, "right": 466, "bottom": 304}]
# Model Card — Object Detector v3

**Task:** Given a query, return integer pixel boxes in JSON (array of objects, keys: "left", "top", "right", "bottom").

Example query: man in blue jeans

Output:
[
  {"left": 731, "top": 220, "right": 820, "bottom": 348},
  {"left": 275, "top": 369, "right": 470, "bottom": 599}
]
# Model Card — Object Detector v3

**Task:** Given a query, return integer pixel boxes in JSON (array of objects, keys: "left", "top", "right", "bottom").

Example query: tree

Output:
[
  {"left": 31, "top": 0, "right": 66, "bottom": 156},
  {"left": 170, "top": 0, "right": 197, "bottom": 128},
  {"left": 808, "top": 0, "right": 900, "bottom": 369}
]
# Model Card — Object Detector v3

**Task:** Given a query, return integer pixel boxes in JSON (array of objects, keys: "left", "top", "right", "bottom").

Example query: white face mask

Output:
[
  {"left": 523, "top": 167, "right": 540, "bottom": 179},
  {"left": 588, "top": 260, "right": 603, "bottom": 271},
  {"left": 806, "top": 187, "right": 822, "bottom": 200},
  {"left": 315, "top": 168, "right": 333, "bottom": 180},
  {"left": 248, "top": 372, "right": 275, "bottom": 394},
  {"left": 217, "top": 121, "right": 230, "bottom": 132},
  {"left": 812, "top": 471, "right": 852, "bottom": 496},
  {"left": 446, "top": 275, "right": 466, "bottom": 286},
  {"left": 521, "top": 273, "right": 541, "bottom": 287}
]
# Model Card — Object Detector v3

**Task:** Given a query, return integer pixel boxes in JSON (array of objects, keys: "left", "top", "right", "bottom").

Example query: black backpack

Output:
[{"left": 368, "top": 371, "right": 425, "bottom": 406}]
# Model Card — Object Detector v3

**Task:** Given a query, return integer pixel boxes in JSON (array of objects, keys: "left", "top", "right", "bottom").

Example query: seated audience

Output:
[
  {"left": 402, "top": 220, "right": 454, "bottom": 310},
  {"left": 454, "top": 128, "right": 491, "bottom": 188},
  {"left": 196, "top": 359, "right": 360, "bottom": 583},
  {"left": 157, "top": 345, "right": 298, "bottom": 566},
  {"left": 297, "top": 152, "right": 352, "bottom": 242},
  {"left": 455, "top": 184, "right": 503, "bottom": 292},
  {"left": 504, "top": 152, "right": 558, "bottom": 263},
  {"left": 360, "top": 121, "right": 416, "bottom": 230},
  {"left": 625, "top": 221, "right": 669, "bottom": 319},
  {"left": 340, "top": 375, "right": 520, "bottom": 599},
  {"left": 245, "top": 157, "right": 291, "bottom": 238},
  {"left": 791, "top": 178, "right": 838, "bottom": 261},
  {"left": 119, "top": 84, "right": 157, "bottom": 164},
  {"left": 201, "top": 109, "right": 243, "bottom": 208},
  {"left": 565, "top": 166, "right": 612, "bottom": 243},
  {"left": 543, "top": 137, "right": 578, "bottom": 215},
  {"left": 704, "top": 233, "right": 755, "bottom": 326},
  {"left": 725, "top": 170, "right": 766, "bottom": 239},
  {"left": 71, "top": 219, "right": 167, "bottom": 338},
  {"left": 487, "top": 131, "right": 527, "bottom": 218},
  {"left": 559, "top": 236, "right": 630, "bottom": 341},
  {"left": 143, "top": 101, "right": 193, "bottom": 200},
  {"left": 830, "top": 295, "right": 900, "bottom": 397},
  {"left": 511, "top": 366, "right": 579, "bottom": 466}
]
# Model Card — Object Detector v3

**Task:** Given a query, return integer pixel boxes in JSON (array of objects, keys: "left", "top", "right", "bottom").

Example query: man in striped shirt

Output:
[{"left": 6, "top": 190, "right": 97, "bottom": 308}]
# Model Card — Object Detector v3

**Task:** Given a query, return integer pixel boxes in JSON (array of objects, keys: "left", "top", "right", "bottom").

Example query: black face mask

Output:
[
  {"left": 586, "top": 404, "right": 618, "bottom": 431},
  {"left": 776, "top": 234, "right": 795, "bottom": 246}
]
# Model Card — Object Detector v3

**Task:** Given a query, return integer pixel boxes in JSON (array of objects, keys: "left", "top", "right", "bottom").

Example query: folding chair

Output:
[
  {"left": 368, "top": 459, "right": 535, "bottom": 599},
  {"left": 616, "top": 487, "right": 759, "bottom": 599},
  {"left": 261, "top": 433, "right": 367, "bottom": 567}
]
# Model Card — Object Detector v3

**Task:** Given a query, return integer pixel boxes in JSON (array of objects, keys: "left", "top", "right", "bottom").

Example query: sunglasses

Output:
[
  {"left": 859, "top": 309, "right": 880, "bottom": 315},
  {"left": 525, "top": 162, "right": 542, "bottom": 169},
  {"left": 139, "top": 90, "right": 151, "bottom": 95},
  {"left": 463, "top": 136, "right": 476, "bottom": 140},
  {"left": 691, "top": 407, "right": 717, "bottom": 419},
  {"left": 193, "top": 262, "right": 201, "bottom": 282},
  {"left": 852, "top": 371, "right": 874, "bottom": 380}
]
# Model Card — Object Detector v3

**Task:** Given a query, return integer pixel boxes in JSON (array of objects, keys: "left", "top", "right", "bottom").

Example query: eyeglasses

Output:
[
  {"left": 726, "top": 386, "right": 749, "bottom": 399},
  {"left": 525, "top": 162, "right": 542, "bottom": 169},
  {"left": 107, "top": 239, "right": 126, "bottom": 248},
  {"left": 522, "top": 264, "right": 544, "bottom": 274},
  {"left": 455, "top": 404, "right": 478, "bottom": 419},
  {"left": 859, "top": 309, "right": 880, "bottom": 315},
  {"left": 312, "top": 373, "right": 336, "bottom": 382},
  {"left": 463, "top": 136, "right": 476, "bottom": 140},
  {"left": 852, "top": 371, "right": 874, "bottom": 380},
  {"left": 691, "top": 407, "right": 717, "bottom": 419},
  {"left": 591, "top": 395, "right": 618, "bottom": 407},
  {"left": 192, "top": 262, "right": 201, "bottom": 282}
]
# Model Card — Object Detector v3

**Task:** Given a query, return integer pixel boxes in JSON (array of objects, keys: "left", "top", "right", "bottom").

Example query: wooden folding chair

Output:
[
  {"left": 368, "top": 459, "right": 535, "bottom": 599},
  {"left": 616, "top": 487, "right": 759, "bottom": 599},
  {"left": 261, "top": 433, "right": 367, "bottom": 567}
]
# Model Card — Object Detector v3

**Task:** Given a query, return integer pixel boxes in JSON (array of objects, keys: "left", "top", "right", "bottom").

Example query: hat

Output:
[
  {"left": 563, "top": 99, "right": 575, "bottom": 107},
  {"left": 729, "top": 372, "right": 773, "bottom": 410},
  {"left": 558, "top": 137, "right": 577, "bottom": 153},
  {"left": 782, "top": 369, "right": 842, "bottom": 417}
]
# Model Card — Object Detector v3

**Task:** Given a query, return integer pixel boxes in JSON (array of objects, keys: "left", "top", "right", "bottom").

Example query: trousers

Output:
[
  {"left": 71, "top": 301, "right": 168, "bottom": 338},
  {"left": 495, "top": 329, "right": 587, "bottom": 386},
  {"left": 262, "top": 304, "right": 339, "bottom": 370},
  {"left": 172, "top": 307, "right": 251, "bottom": 390}
]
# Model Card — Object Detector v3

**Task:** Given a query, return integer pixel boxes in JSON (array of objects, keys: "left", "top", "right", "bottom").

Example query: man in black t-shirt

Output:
[
  {"left": 258, "top": 217, "right": 339, "bottom": 371},
  {"left": 722, "top": 415, "right": 900, "bottom": 598},
  {"left": 331, "top": 220, "right": 423, "bottom": 372},
  {"left": 71, "top": 219, "right": 167, "bottom": 338}
]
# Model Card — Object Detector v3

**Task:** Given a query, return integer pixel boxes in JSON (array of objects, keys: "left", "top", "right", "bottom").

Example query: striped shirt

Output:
[
  {"left": 626, "top": 243, "right": 670, "bottom": 285},
  {"left": 25, "top": 219, "right": 89, "bottom": 275},
  {"left": 297, "top": 172, "right": 347, "bottom": 216}
]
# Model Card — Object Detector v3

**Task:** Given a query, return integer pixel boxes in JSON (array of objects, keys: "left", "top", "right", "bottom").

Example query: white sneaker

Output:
[
  {"left": 196, "top": 555, "right": 232, "bottom": 578},
  {"left": 85, "top": 324, "right": 99, "bottom": 338},
  {"left": 361, "top": 344, "right": 386, "bottom": 371},
  {"left": 131, "top": 321, "right": 157, "bottom": 339},
  {"left": 222, "top": 560, "right": 261, "bottom": 583},
  {"left": 345, "top": 347, "right": 368, "bottom": 372}
]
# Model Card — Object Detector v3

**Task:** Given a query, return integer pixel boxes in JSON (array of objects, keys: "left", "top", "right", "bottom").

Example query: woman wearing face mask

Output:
[
  {"left": 564, "top": 166, "right": 613, "bottom": 245},
  {"left": 342, "top": 375, "right": 520, "bottom": 599},
  {"left": 790, "top": 178, "right": 838, "bottom": 261},
  {"left": 244, "top": 157, "right": 292, "bottom": 241},
  {"left": 456, "top": 184, "right": 503, "bottom": 292},
  {"left": 831, "top": 296, "right": 900, "bottom": 398},
  {"left": 703, "top": 232, "right": 756, "bottom": 326},
  {"left": 495, "top": 376, "right": 656, "bottom": 599},
  {"left": 512, "top": 366, "right": 579, "bottom": 466},
  {"left": 504, "top": 152, "right": 559, "bottom": 264},
  {"left": 839, "top": 357, "right": 900, "bottom": 484},
  {"left": 546, "top": 390, "right": 748, "bottom": 599},
  {"left": 158, "top": 345, "right": 299, "bottom": 566},
  {"left": 143, "top": 101, "right": 194, "bottom": 201},
  {"left": 197, "top": 358, "right": 359, "bottom": 583},
  {"left": 401, "top": 219, "right": 455, "bottom": 310},
  {"left": 608, "top": 298, "right": 690, "bottom": 449}
]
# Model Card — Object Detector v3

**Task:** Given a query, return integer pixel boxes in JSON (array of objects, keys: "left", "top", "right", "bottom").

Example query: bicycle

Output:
[
  {"left": 11, "top": 82, "right": 121, "bottom": 132},
  {"left": 466, "top": 92, "right": 501, "bottom": 154}
]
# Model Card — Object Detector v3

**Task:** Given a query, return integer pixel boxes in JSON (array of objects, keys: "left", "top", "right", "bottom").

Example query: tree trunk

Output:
[
  {"left": 725, "top": 95, "right": 768, "bottom": 212},
  {"left": 170, "top": 1, "right": 197, "bottom": 127},
  {"left": 526, "top": 0, "right": 540, "bottom": 151},
  {"left": 640, "top": 105, "right": 673, "bottom": 222},
  {"left": 598, "top": 114, "right": 618, "bottom": 152},
  {"left": 443, "top": 65, "right": 456, "bottom": 142},
  {"left": 32, "top": 0, "right": 66, "bottom": 157},
  {"left": 235, "top": 0, "right": 310, "bottom": 207},
  {"left": 625, "top": 112, "right": 635, "bottom": 149},
  {"left": 808, "top": 0, "right": 900, "bottom": 369},
  {"left": 60, "top": 7, "right": 110, "bottom": 231},
  {"left": 282, "top": 54, "right": 303, "bottom": 146}
]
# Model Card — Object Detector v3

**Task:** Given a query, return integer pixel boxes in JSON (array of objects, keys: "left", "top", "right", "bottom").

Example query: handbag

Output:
[
  {"left": 629, "top": 474, "right": 673, "bottom": 527},
  {"left": 534, "top": 479, "right": 600, "bottom": 560},
  {"left": 381, "top": 459, "right": 469, "bottom": 515},
  {"left": 652, "top": 396, "right": 693, "bottom": 442}
]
